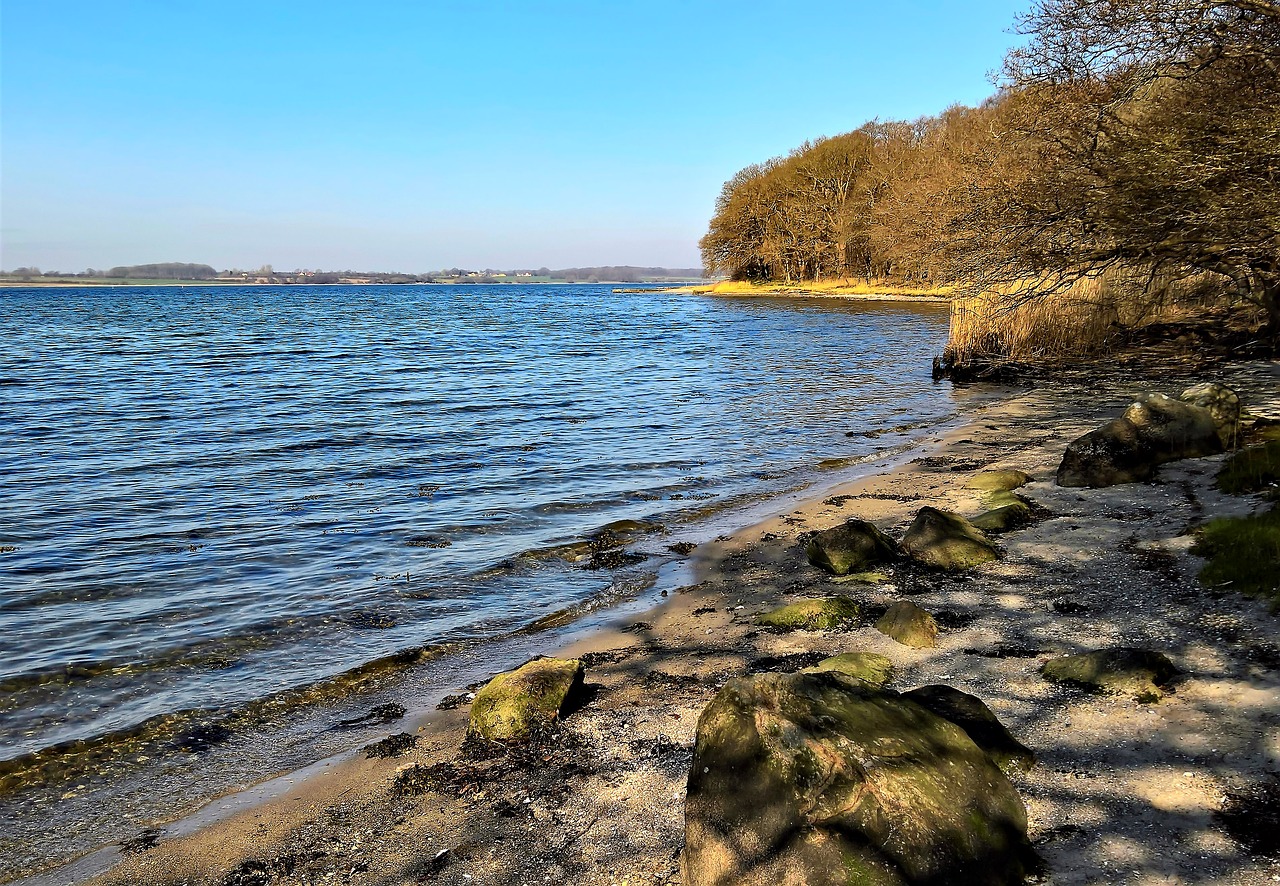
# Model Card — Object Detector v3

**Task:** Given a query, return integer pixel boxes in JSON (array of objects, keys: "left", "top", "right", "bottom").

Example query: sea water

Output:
[{"left": 0, "top": 284, "right": 953, "bottom": 878}]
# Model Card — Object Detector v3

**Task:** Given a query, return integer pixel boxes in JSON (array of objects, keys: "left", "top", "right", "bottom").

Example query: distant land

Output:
[{"left": 0, "top": 262, "right": 706, "bottom": 286}]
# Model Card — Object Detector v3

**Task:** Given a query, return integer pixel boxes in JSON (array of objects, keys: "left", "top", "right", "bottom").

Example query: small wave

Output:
[{"left": 0, "top": 643, "right": 454, "bottom": 797}]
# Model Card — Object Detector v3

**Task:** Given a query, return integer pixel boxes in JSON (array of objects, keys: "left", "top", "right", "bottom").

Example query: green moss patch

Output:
[
  {"left": 966, "top": 470, "right": 1032, "bottom": 495},
  {"left": 755, "top": 596, "right": 861, "bottom": 631},
  {"left": 803, "top": 652, "right": 894, "bottom": 687},
  {"left": 1041, "top": 648, "right": 1179, "bottom": 702},
  {"left": 1195, "top": 507, "right": 1280, "bottom": 605},
  {"left": 467, "top": 657, "right": 585, "bottom": 741},
  {"left": 1215, "top": 440, "right": 1280, "bottom": 497}
]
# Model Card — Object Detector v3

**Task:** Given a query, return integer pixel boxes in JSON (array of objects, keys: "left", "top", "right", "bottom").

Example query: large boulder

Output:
[
  {"left": 901, "top": 507, "right": 999, "bottom": 571},
  {"left": 1041, "top": 647, "right": 1178, "bottom": 702},
  {"left": 1180, "top": 383, "right": 1242, "bottom": 448},
  {"left": 805, "top": 519, "right": 899, "bottom": 575},
  {"left": 902, "top": 685, "right": 1035, "bottom": 773},
  {"left": 682, "top": 671, "right": 1034, "bottom": 886},
  {"left": 467, "top": 657, "right": 585, "bottom": 741},
  {"left": 874, "top": 601, "right": 938, "bottom": 649},
  {"left": 755, "top": 596, "right": 861, "bottom": 632},
  {"left": 802, "top": 652, "right": 894, "bottom": 687},
  {"left": 1057, "top": 393, "right": 1221, "bottom": 487}
]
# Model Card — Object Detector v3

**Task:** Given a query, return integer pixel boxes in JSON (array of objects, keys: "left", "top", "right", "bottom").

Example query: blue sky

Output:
[{"left": 1, "top": 1, "right": 1027, "bottom": 272}]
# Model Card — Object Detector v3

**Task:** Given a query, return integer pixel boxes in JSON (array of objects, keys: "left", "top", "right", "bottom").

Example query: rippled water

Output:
[{"left": 0, "top": 284, "right": 953, "bottom": 876}]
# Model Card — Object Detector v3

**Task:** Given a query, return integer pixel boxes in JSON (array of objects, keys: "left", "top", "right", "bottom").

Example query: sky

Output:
[{"left": 1, "top": 1, "right": 1028, "bottom": 272}]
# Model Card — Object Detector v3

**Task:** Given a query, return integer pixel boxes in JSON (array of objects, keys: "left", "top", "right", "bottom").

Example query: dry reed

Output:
[{"left": 942, "top": 271, "right": 1224, "bottom": 369}]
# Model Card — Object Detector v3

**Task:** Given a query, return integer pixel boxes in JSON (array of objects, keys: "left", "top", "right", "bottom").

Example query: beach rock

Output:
[
  {"left": 1057, "top": 393, "right": 1221, "bottom": 487},
  {"left": 805, "top": 519, "right": 898, "bottom": 575},
  {"left": 900, "top": 507, "right": 999, "bottom": 571},
  {"left": 802, "top": 652, "right": 894, "bottom": 687},
  {"left": 966, "top": 470, "right": 1032, "bottom": 495},
  {"left": 755, "top": 596, "right": 861, "bottom": 632},
  {"left": 682, "top": 671, "right": 1034, "bottom": 886},
  {"left": 902, "top": 685, "right": 1036, "bottom": 773},
  {"left": 971, "top": 492, "right": 1034, "bottom": 534},
  {"left": 1181, "top": 383, "right": 1242, "bottom": 448},
  {"left": 1041, "top": 648, "right": 1178, "bottom": 702},
  {"left": 467, "top": 657, "right": 585, "bottom": 741},
  {"left": 874, "top": 601, "right": 938, "bottom": 649}
]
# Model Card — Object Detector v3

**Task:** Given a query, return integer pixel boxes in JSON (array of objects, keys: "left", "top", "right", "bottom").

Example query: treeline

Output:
[
  {"left": 548, "top": 266, "right": 704, "bottom": 283},
  {"left": 701, "top": 0, "right": 1280, "bottom": 337},
  {"left": 104, "top": 262, "right": 218, "bottom": 279}
]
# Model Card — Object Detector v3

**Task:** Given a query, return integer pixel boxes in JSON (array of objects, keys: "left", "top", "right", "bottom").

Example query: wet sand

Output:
[{"left": 83, "top": 359, "right": 1280, "bottom": 886}]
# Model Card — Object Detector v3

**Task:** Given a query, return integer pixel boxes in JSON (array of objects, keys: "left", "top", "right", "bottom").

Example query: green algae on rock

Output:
[
  {"left": 874, "top": 601, "right": 938, "bottom": 649},
  {"left": 467, "top": 657, "right": 585, "bottom": 741},
  {"left": 682, "top": 671, "right": 1034, "bottom": 886},
  {"left": 802, "top": 652, "right": 894, "bottom": 687},
  {"left": 971, "top": 493, "right": 1035, "bottom": 534},
  {"left": 902, "top": 685, "right": 1036, "bottom": 773},
  {"left": 966, "top": 470, "right": 1032, "bottom": 495},
  {"left": 805, "top": 519, "right": 899, "bottom": 575},
  {"left": 755, "top": 596, "right": 861, "bottom": 632},
  {"left": 901, "top": 507, "right": 999, "bottom": 571},
  {"left": 1041, "top": 648, "right": 1178, "bottom": 702}
]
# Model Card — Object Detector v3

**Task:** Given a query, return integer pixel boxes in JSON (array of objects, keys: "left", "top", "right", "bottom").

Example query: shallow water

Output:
[{"left": 0, "top": 284, "right": 953, "bottom": 876}]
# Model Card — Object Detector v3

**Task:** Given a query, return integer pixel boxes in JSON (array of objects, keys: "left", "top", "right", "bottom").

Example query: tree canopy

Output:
[{"left": 701, "top": 0, "right": 1280, "bottom": 333}]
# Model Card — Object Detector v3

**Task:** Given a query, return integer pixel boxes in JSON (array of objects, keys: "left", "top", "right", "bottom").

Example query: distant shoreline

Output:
[{"left": 0, "top": 279, "right": 708, "bottom": 289}]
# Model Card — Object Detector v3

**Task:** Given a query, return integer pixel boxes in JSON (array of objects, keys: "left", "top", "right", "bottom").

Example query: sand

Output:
[{"left": 81, "top": 359, "right": 1280, "bottom": 886}]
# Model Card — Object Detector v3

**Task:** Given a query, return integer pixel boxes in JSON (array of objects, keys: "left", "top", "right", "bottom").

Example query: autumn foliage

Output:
[{"left": 701, "top": 0, "right": 1280, "bottom": 353}]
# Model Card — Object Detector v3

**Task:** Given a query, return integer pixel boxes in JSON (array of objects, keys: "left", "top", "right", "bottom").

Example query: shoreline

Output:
[
  {"left": 618, "top": 280, "right": 956, "bottom": 302},
  {"left": 21, "top": 359, "right": 1280, "bottom": 885},
  {"left": 7, "top": 409, "right": 986, "bottom": 886}
]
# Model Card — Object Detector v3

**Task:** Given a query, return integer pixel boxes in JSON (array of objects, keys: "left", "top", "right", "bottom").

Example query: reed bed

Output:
[{"left": 941, "top": 271, "right": 1225, "bottom": 370}]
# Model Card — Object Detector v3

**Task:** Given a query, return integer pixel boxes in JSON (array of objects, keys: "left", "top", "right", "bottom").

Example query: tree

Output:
[{"left": 963, "top": 0, "right": 1280, "bottom": 334}]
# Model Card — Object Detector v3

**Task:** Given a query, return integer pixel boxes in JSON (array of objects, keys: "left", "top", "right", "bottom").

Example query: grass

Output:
[
  {"left": 1194, "top": 506, "right": 1280, "bottom": 606},
  {"left": 1216, "top": 441, "right": 1280, "bottom": 497}
]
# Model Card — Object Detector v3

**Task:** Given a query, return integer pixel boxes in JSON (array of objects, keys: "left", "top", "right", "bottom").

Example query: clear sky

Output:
[{"left": 1, "top": 1, "right": 1027, "bottom": 272}]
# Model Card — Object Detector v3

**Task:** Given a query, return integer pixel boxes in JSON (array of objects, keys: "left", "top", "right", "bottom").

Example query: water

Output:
[{"left": 0, "top": 284, "right": 953, "bottom": 877}]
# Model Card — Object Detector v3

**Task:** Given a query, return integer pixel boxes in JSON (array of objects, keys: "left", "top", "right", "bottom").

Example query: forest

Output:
[{"left": 700, "top": 0, "right": 1280, "bottom": 356}]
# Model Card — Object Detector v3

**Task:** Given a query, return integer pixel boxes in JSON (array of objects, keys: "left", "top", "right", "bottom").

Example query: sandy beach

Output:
[{"left": 76, "top": 357, "right": 1280, "bottom": 886}]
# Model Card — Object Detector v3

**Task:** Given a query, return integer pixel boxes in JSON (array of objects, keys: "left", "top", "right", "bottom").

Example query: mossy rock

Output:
[
  {"left": 874, "top": 601, "right": 938, "bottom": 649},
  {"left": 1215, "top": 440, "right": 1280, "bottom": 497},
  {"left": 903, "top": 685, "right": 1036, "bottom": 773},
  {"left": 682, "top": 671, "right": 1034, "bottom": 886},
  {"left": 803, "top": 652, "right": 894, "bottom": 687},
  {"left": 971, "top": 493, "right": 1034, "bottom": 534},
  {"left": 806, "top": 519, "right": 899, "bottom": 575},
  {"left": 1194, "top": 506, "right": 1280, "bottom": 605},
  {"left": 966, "top": 470, "right": 1032, "bottom": 495},
  {"left": 467, "top": 657, "right": 584, "bottom": 741},
  {"left": 755, "top": 596, "right": 861, "bottom": 632},
  {"left": 1041, "top": 648, "right": 1178, "bottom": 702},
  {"left": 901, "top": 507, "right": 999, "bottom": 571}
]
